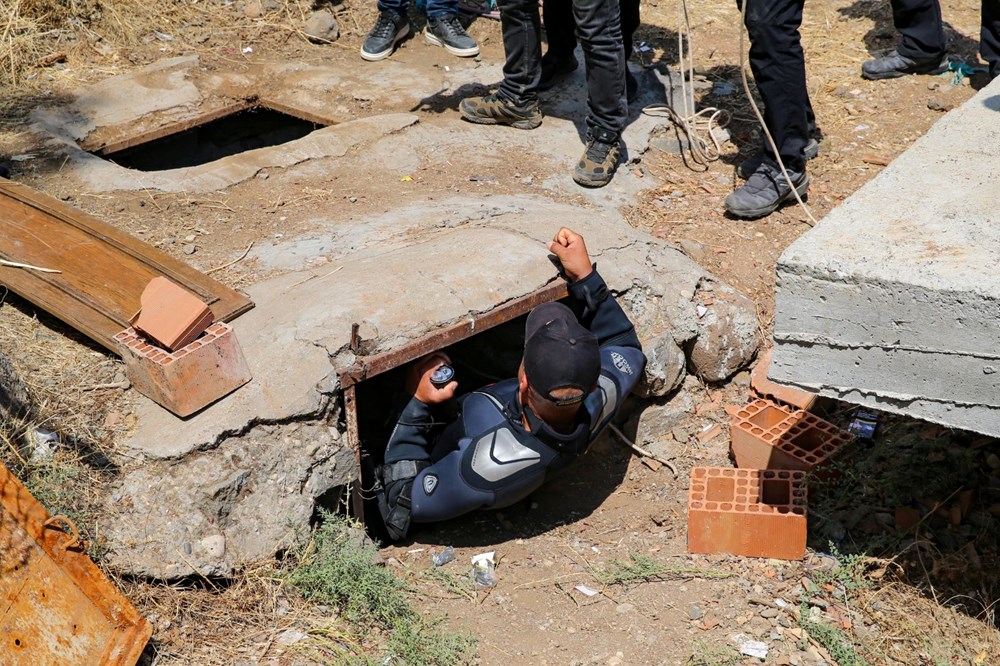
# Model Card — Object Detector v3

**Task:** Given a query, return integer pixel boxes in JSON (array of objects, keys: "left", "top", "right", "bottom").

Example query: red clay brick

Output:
[
  {"left": 114, "top": 322, "right": 251, "bottom": 417},
  {"left": 750, "top": 348, "right": 818, "bottom": 411},
  {"left": 132, "top": 277, "right": 214, "bottom": 351},
  {"left": 729, "top": 399, "right": 852, "bottom": 472},
  {"left": 687, "top": 466, "right": 808, "bottom": 560}
]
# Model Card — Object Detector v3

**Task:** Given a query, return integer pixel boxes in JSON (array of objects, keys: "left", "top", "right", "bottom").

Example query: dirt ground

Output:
[{"left": 1, "top": 0, "right": 999, "bottom": 663}]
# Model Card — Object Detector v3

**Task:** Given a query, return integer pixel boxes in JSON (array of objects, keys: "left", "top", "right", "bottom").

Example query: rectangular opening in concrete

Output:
[
  {"left": 92, "top": 101, "right": 330, "bottom": 172},
  {"left": 761, "top": 479, "right": 790, "bottom": 506},
  {"left": 337, "top": 283, "right": 567, "bottom": 539}
]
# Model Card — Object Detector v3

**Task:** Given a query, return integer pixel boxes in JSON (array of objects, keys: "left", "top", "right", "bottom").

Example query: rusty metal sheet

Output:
[
  {"left": 338, "top": 281, "right": 568, "bottom": 388},
  {"left": 0, "top": 462, "right": 151, "bottom": 665}
]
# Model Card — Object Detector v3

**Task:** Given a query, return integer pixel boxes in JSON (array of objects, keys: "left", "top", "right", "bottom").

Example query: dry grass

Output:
[{"left": 856, "top": 583, "right": 1000, "bottom": 664}]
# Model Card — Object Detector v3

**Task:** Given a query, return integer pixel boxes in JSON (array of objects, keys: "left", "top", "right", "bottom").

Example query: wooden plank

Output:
[{"left": 0, "top": 179, "right": 253, "bottom": 354}]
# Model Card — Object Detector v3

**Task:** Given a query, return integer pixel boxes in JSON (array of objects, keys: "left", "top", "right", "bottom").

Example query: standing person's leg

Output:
[
  {"left": 424, "top": 0, "right": 480, "bottom": 56},
  {"left": 539, "top": 0, "right": 582, "bottom": 88},
  {"left": 620, "top": 0, "right": 640, "bottom": 100},
  {"left": 361, "top": 0, "right": 412, "bottom": 61},
  {"left": 725, "top": 0, "right": 810, "bottom": 218},
  {"left": 981, "top": 0, "right": 1000, "bottom": 80},
  {"left": 572, "top": 0, "right": 627, "bottom": 186},
  {"left": 862, "top": 0, "right": 947, "bottom": 78},
  {"left": 460, "top": 0, "right": 545, "bottom": 128}
]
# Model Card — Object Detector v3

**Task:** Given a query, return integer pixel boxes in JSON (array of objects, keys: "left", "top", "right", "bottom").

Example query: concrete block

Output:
[
  {"left": 729, "top": 399, "right": 851, "bottom": 472},
  {"left": 114, "top": 323, "right": 251, "bottom": 417},
  {"left": 687, "top": 467, "right": 807, "bottom": 560},
  {"left": 772, "top": 77, "right": 1000, "bottom": 435}
]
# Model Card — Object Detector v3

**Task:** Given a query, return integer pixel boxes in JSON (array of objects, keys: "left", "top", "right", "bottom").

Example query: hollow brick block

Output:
[
  {"left": 750, "top": 348, "right": 818, "bottom": 411},
  {"left": 687, "top": 466, "right": 808, "bottom": 560},
  {"left": 729, "top": 398, "right": 852, "bottom": 472},
  {"left": 114, "top": 322, "right": 251, "bottom": 417}
]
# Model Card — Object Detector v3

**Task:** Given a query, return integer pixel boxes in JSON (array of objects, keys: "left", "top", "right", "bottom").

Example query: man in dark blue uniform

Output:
[{"left": 375, "top": 228, "right": 646, "bottom": 540}]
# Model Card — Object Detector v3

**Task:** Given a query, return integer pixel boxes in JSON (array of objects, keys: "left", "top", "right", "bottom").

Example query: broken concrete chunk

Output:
[
  {"left": 635, "top": 333, "right": 686, "bottom": 398},
  {"left": 688, "top": 285, "right": 760, "bottom": 382}
]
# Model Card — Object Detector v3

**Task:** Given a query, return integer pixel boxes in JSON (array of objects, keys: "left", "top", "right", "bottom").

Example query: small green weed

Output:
[
  {"left": 685, "top": 639, "right": 741, "bottom": 666},
  {"left": 813, "top": 543, "right": 872, "bottom": 593},
  {"left": 799, "top": 602, "right": 868, "bottom": 666},
  {"left": 594, "top": 552, "right": 731, "bottom": 586},
  {"left": 287, "top": 512, "right": 474, "bottom": 665}
]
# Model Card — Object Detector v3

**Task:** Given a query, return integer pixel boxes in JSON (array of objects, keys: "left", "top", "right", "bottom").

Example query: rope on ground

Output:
[
  {"left": 608, "top": 423, "right": 678, "bottom": 477},
  {"left": 641, "top": 0, "right": 729, "bottom": 170}
]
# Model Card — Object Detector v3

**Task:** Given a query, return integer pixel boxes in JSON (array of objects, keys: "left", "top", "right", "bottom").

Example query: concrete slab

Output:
[{"left": 772, "top": 78, "right": 1000, "bottom": 435}]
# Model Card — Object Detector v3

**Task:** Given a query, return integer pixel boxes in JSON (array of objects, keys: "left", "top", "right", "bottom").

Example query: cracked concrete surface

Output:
[
  {"left": 772, "top": 77, "right": 1000, "bottom": 436},
  {"left": 44, "top": 57, "right": 762, "bottom": 578}
]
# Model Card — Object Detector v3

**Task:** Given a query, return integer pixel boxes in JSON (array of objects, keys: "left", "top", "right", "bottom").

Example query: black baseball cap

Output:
[{"left": 523, "top": 302, "right": 601, "bottom": 406}]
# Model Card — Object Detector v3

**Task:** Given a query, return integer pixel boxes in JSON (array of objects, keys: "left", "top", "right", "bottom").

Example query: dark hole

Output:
[
  {"left": 14, "top": 638, "right": 21, "bottom": 647},
  {"left": 353, "top": 312, "right": 532, "bottom": 541},
  {"left": 791, "top": 428, "right": 825, "bottom": 452},
  {"left": 98, "top": 107, "right": 326, "bottom": 172},
  {"left": 761, "top": 479, "right": 790, "bottom": 506}
]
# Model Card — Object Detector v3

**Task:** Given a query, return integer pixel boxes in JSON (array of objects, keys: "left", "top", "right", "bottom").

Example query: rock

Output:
[
  {"left": 182, "top": 243, "right": 196, "bottom": 255},
  {"left": 304, "top": 9, "right": 340, "bottom": 43},
  {"left": 276, "top": 629, "right": 308, "bottom": 646},
  {"left": 927, "top": 98, "right": 954, "bottom": 112},
  {"left": 688, "top": 285, "right": 759, "bottom": 382},
  {"left": 0, "top": 352, "right": 31, "bottom": 419},
  {"left": 635, "top": 333, "right": 686, "bottom": 398},
  {"left": 677, "top": 238, "right": 707, "bottom": 263},
  {"left": 688, "top": 605, "right": 704, "bottom": 620},
  {"left": 634, "top": 385, "right": 697, "bottom": 447},
  {"left": 104, "top": 421, "right": 355, "bottom": 579}
]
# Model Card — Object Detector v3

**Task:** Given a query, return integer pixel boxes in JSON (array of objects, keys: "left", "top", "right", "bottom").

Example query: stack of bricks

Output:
[
  {"left": 687, "top": 351, "right": 853, "bottom": 560},
  {"left": 114, "top": 322, "right": 251, "bottom": 417}
]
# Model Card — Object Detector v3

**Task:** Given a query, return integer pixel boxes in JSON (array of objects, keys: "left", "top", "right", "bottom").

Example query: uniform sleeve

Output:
[
  {"left": 382, "top": 397, "right": 437, "bottom": 465},
  {"left": 565, "top": 267, "right": 647, "bottom": 435}
]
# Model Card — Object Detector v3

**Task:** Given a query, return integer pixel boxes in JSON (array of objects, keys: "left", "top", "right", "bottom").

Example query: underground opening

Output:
[
  {"left": 337, "top": 284, "right": 567, "bottom": 541},
  {"left": 94, "top": 104, "right": 328, "bottom": 171}
]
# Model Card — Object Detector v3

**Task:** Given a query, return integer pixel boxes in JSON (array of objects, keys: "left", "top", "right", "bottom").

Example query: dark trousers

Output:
[
  {"left": 543, "top": 0, "right": 640, "bottom": 61},
  {"left": 497, "top": 0, "right": 627, "bottom": 135},
  {"left": 378, "top": 0, "right": 457, "bottom": 18},
  {"left": 741, "top": 0, "right": 813, "bottom": 172},
  {"left": 891, "top": 0, "right": 1000, "bottom": 77}
]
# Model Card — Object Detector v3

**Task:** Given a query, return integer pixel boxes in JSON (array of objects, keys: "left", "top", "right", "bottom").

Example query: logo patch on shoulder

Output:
[
  {"left": 422, "top": 474, "right": 438, "bottom": 496},
  {"left": 611, "top": 351, "right": 633, "bottom": 376}
]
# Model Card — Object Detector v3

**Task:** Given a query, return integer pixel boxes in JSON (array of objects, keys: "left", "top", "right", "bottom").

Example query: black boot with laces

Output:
[{"left": 361, "top": 11, "right": 411, "bottom": 61}]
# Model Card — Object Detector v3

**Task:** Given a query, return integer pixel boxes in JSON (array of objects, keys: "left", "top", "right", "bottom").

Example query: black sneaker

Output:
[
  {"left": 460, "top": 93, "right": 542, "bottom": 129},
  {"left": 361, "top": 11, "right": 410, "bottom": 61},
  {"left": 573, "top": 129, "right": 621, "bottom": 188},
  {"left": 861, "top": 50, "right": 948, "bottom": 80},
  {"left": 424, "top": 14, "right": 479, "bottom": 57},
  {"left": 537, "top": 53, "right": 579, "bottom": 91},
  {"left": 737, "top": 138, "right": 819, "bottom": 179},
  {"left": 725, "top": 157, "right": 809, "bottom": 219}
]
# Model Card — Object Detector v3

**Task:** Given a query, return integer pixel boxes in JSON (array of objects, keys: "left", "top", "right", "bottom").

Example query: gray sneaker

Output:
[
  {"left": 861, "top": 50, "right": 948, "bottom": 80},
  {"left": 361, "top": 11, "right": 410, "bottom": 61},
  {"left": 737, "top": 138, "right": 819, "bottom": 179},
  {"left": 725, "top": 158, "right": 809, "bottom": 219},
  {"left": 424, "top": 14, "right": 479, "bottom": 57}
]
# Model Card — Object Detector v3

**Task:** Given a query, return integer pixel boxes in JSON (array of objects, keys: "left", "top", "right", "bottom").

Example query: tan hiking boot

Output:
[
  {"left": 459, "top": 94, "right": 542, "bottom": 130},
  {"left": 573, "top": 129, "right": 621, "bottom": 188}
]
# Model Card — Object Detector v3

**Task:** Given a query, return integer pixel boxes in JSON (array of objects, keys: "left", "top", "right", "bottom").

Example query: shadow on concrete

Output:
[
  {"left": 838, "top": 0, "right": 982, "bottom": 63},
  {"left": 982, "top": 94, "right": 1000, "bottom": 110}
]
